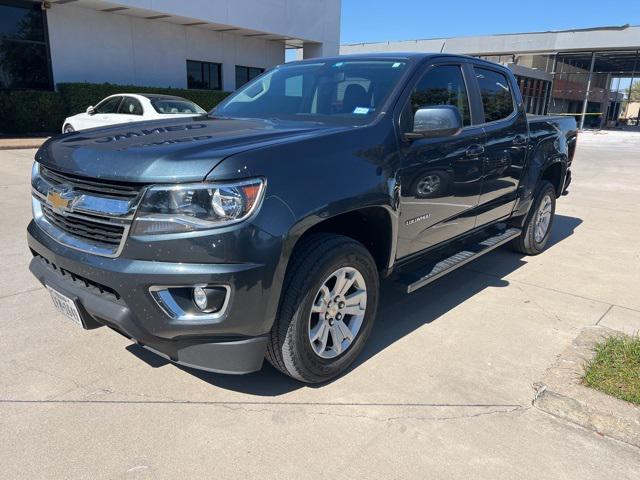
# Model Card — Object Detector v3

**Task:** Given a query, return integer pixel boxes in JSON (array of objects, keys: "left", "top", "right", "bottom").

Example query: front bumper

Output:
[{"left": 27, "top": 221, "right": 276, "bottom": 375}]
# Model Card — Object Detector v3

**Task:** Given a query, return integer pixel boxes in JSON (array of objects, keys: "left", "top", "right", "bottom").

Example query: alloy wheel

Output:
[
  {"left": 534, "top": 194, "right": 553, "bottom": 243},
  {"left": 308, "top": 267, "right": 367, "bottom": 359},
  {"left": 417, "top": 174, "right": 441, "bottom": 195}
]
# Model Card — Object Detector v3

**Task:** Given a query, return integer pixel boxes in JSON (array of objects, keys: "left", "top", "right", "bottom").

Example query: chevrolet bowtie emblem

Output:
[{"left": 46, "top": 188, "right": 73, "bottom": 211}]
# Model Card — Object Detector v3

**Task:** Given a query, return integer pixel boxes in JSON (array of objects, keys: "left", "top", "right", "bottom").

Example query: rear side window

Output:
[
  {"left": 474, "top": 67, "right": 515, "bottom": 123},
  {"left": 151, "top": 99, "right": 205, "bottom": 114},
  {"left": 408, "top": 65, "right": 471, "bottom": 126},
  {"left": 119, "top": 97, "right": 143, "bottom": 116},
  {"left": 94, "top": 96, "right": 122, "bottom": 114}
]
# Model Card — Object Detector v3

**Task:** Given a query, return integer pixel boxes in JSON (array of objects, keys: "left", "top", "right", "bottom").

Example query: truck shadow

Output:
[
  {"left": 350, "top": 214, "right": 583, "bottom": 379},
  {"left": 128, "top": 214, "right": 582, "bottom": 396}
]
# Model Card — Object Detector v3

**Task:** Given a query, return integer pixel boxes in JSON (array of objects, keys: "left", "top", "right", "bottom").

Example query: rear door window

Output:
[
  {"left": 474, "top": 67, "right": 515, "bottom": 123},
  {"left": 119, "top": 97, "right": 143, "bottom": 116}
]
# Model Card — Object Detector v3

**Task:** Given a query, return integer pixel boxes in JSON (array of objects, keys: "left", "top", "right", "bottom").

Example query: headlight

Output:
[{"left": 131, "top": 178, "right": 265, "bottom": 235}]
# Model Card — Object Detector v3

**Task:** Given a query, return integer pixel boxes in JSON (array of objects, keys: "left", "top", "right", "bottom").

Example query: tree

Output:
[{"left": 628, "top": 81, "right": 640, "bottom": 102}]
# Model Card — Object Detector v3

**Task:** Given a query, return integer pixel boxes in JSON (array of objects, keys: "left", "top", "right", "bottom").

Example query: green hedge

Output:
[
  {"left": 0, "top": 83, "right": 231, "bottom": 135},
  {"left": 57, "top": 83, "right": 230, "bottom": 117},
  {"left": 0, "top": 90, "right": 66, "bottom": 134}
]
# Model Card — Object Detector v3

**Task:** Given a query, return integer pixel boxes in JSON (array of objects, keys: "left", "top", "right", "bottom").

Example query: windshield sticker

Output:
[
  {"left": 392, "top": 62, "right": 402, "bottom": 68},
  {"left": 353, "top": 107, "right": 370, "bottom": 115}
]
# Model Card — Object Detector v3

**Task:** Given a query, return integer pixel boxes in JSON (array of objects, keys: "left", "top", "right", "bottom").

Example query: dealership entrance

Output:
[
  {"left": 341, "top": 25, "right": 640, "bottom": 130},
  {"left": 477, "top": 50, "right": 640, "bottom": 129},
  {"left": 548, "top": 50, "right": 640, "bottom": 129}
]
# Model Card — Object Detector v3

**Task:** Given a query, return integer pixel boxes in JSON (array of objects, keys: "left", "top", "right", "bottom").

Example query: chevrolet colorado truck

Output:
[{"left": 28, "top": 54, "right": 577, "bottom": 383}]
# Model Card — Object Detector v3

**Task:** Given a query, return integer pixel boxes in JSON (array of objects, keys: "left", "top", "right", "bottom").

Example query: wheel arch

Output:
[
  {"left": 512, "top": 127, "right": 568, "bottom": 221},
  {"left": 289, "top": 206, "right": 397, "bottom": 276},
  {"left": 540, "top": 161, "right": 564, "bottom": 197}
]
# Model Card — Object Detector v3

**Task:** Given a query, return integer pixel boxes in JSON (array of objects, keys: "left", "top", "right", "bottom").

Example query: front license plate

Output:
[{"left": 47, "top": 286, "right": 84, "bottom": 328}]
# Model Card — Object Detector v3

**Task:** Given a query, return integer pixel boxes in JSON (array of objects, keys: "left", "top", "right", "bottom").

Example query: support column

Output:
[
  {"left": 579, "top": 52, "right": 597, "bottom": 130},
  {"left": 302, "top": 41, "right": 338, "bottom": 59},
  {"left": 600, "top": 73, "right": 612, "bottom": 129},
  {"left": 546, "top": 53, "right": 559, "bottom": 114}
]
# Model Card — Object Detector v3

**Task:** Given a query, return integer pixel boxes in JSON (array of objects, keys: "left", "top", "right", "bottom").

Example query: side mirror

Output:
[
  {"left": 86, "top": 106, "right": 95, "bottom": 115},
  {"left": 406, "top": 105, "right": 463, "bottom": 140}
]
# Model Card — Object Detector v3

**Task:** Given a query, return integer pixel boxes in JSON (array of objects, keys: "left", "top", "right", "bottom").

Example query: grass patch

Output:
[{"left": 583, "top": 335, "right": 640, "bottom": 405}]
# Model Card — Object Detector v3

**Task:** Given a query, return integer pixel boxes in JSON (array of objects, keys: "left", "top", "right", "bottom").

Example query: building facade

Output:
[
  {"left": 342, "top": 25, "right": 640, "bottom": 129},
  {"left": 1, "top": 0, "right": 341, "bottom": 92}
]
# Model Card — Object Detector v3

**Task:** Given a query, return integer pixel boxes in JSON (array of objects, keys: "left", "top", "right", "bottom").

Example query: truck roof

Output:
[{"left": 290, "top": 52, "right": 508, "bottom": 69}]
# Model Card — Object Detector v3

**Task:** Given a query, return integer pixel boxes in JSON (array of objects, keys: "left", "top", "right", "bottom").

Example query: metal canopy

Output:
[{"left": 558, "top": 50, "right": 639, "bottom": 76}]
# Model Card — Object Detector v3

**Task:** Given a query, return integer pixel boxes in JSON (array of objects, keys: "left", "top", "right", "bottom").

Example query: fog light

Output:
[
  {"left": 193, "top": 287, "right": 208, "bottom": 311},
  {"left": 151, "top": 285, "right": 229, "bottom": 319}
]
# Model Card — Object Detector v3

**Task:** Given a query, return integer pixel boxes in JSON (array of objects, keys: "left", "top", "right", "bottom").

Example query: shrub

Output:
[
  {"left": 0, "top": 83, "right": 231, "bottom": 135},
  {"left": 0, "top": 90, "right": 66, "bottom": 134}
]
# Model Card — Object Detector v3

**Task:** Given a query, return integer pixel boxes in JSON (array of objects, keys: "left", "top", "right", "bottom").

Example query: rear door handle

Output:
[
  {"left": 466, "top": 144, "right": 485, "bottom": 157},
  {"left": 513, "top": 135, "right": 528, "bottom": 146}
]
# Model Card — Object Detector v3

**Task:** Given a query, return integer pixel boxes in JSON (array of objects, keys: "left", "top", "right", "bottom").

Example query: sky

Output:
[{"left": 340, "top": 0, "right": 640, "bottom": 44}]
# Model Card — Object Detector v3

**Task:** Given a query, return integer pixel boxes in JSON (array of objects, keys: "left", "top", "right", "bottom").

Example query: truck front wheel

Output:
[
  {"left": 266, "top": 233, "right": 379, "bottom": 383},
  {"left": 511, "top": 180, "right": 556, "bottom": 255}
]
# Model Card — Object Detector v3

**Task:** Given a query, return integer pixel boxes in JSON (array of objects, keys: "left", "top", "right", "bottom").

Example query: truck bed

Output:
[{"left": 527, "top": 114, "right": 578, "bottom": 136}]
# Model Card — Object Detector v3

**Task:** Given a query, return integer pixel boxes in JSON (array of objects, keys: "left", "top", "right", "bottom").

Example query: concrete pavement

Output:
[{"left": 1, "top": 131, "right": 639, "bottom": 479}]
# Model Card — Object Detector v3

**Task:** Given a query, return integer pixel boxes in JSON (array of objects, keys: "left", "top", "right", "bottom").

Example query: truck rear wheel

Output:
[
  {"left": 266, "top": 233, "right": 379, "bottom": 383},
  {"left": 511, "top": 180, "right": 556, "bottom": 255}
]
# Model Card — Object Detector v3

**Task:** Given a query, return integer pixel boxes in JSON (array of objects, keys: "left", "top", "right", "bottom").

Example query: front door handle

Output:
[{"left": 466, "top": 144, "right": 485, "bottom": 157}]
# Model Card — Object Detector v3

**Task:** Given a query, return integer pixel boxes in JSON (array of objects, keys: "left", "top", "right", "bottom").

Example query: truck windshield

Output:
[{"left": 213, "top": 59, "right": 409, "bottom": 125}]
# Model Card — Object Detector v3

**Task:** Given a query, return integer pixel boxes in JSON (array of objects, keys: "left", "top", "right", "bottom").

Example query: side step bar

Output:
[{"left": 399, "top": 228, "right": 522, "bottom": 293}]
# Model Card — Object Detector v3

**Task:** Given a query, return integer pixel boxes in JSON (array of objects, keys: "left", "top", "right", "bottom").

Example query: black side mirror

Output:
[{"left": 406, "top": 105, "right": 463, "bottom": 140}]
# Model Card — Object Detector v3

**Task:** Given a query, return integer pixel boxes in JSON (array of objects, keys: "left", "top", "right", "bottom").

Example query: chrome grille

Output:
[
  {"left": 32, "top": 164, "right": 142, "bottom": 257},
  {"left": 41, "top": 204, "right": 125, "bottom": 247},
  {"left": 40, "top": 166, "right": 140, "bottom": 200}
]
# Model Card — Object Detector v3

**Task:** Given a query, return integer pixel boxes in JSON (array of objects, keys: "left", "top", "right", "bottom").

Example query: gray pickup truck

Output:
[{"left": 28, "top": 53, "right": 577, "bottom": 383}]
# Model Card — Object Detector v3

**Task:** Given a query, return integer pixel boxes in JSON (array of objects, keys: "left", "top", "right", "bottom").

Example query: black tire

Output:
[
  {"left": 511, "top": 180, "right": 556, "bottom": 255},
  {"left": 266, "top": 233, "right": 379, "bottom": 383},
  {"left": 63, "top": 124, "right": 75, "bottom": 134}
]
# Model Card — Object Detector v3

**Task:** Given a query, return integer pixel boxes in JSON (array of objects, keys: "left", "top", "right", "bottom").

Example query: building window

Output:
[
  {"left": 235, "top": 65, "right": 264, "bottom": 89},
  {"left": 187, "top": 60, "right": 222, "bottom": 90},
  {"left": 0, "top": 0, "right": 52, "bottom": 90},
  {"left": 515, "top": 75, "right": 552, "bottom": 115}
]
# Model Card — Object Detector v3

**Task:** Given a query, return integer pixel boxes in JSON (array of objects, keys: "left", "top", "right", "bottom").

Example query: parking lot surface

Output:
[{"left": 1, "top": 131, "right": 639, "bottom": 479}]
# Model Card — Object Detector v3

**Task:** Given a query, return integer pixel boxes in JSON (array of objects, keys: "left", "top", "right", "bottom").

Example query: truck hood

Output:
[{"left": 36, "top": 116, "right": 335, "bottom": 183}]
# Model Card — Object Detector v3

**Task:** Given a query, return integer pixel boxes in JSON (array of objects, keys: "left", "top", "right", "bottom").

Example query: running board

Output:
[{"left": 399, "top": 228, "right": 522, "bottom": 294}]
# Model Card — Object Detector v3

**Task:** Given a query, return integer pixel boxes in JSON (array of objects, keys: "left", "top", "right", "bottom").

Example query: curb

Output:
[
  {"left": 0, "top": 138, "right": 49, "bottom": 150},
  {"left": 533, "top": 326, "right": 640, "bottom": 448},
  {"left": 0, "top": 144, "right": 45, "bottom": 151}
]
